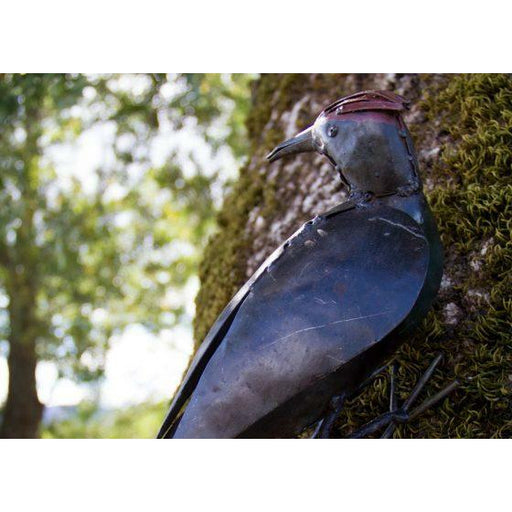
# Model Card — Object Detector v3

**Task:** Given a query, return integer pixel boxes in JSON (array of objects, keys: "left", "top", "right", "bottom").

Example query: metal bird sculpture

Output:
[{"left": 158, "top": 90, "right": 457, "bottom": 439}]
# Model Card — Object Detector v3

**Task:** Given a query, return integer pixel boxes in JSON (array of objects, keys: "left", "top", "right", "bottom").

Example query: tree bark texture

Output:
[{"left": 194, "top": 74, "right": 512, "bottom": 438}]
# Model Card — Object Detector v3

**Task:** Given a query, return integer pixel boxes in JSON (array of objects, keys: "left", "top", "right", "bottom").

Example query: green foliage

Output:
[
  {"left": 174, "top": 74, "right": 254, "bottom": 159},
  {"left": 41, "top": 401, "right": 167, "bottom": 438},
  {"left": 0, "top": 74, "right": 253, "bottom": 416}
]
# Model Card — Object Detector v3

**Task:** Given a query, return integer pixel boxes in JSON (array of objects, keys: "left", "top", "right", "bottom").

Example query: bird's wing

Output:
[
  {"left": 156, "top": 211, "right": 310, "bottom": 438},
  {"left": 159, "top": 204, "right": 430, "bottom": 438}
]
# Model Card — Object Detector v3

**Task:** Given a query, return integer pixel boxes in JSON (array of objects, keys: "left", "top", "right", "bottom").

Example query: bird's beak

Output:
[{"left": 266, "top": 126, "right": 315, "bottom": 163}]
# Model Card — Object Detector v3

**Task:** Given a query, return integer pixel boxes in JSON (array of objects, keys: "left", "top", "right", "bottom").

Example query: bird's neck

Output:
[{"left": 370, "top": 191, "right": 429, "bottom": 227}]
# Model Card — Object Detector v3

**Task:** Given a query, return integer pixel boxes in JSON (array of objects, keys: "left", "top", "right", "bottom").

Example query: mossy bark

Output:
[{"left": 194, "top": 74, "right": 512, "bottom": 438}]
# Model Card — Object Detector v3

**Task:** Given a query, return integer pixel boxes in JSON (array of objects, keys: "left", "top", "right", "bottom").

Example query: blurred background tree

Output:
[{"left": 0, "top": 73, "right": 253, "bottom": 438}]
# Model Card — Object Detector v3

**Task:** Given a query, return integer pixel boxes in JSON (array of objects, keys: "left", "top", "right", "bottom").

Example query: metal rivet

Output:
[{"left": 328, "top": 126, "right": 338, "bottom": 138}]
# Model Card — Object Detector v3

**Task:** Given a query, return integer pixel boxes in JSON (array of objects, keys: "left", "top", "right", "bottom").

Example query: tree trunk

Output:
[
  {"left": 1, "top": 263, "right": 43, "bottom": 438},
  {"left": 0, "top": 109, "right": 43, "bottom": 438},
  {"left": 0, "top": 335, "right": 42, "bottom": 438},
  {"left": 194, "top": 73, "right": 512, "bottom": 438}
]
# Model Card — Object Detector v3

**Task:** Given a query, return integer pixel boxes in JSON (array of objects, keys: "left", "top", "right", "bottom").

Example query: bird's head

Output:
[{"left": 267, "top": 90, "right": 421, "bottom": 198}]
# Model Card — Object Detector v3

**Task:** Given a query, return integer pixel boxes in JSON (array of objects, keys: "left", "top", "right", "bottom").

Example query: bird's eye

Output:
[{"left": 327, "top": 125, "right": 338, "bottom": 138}]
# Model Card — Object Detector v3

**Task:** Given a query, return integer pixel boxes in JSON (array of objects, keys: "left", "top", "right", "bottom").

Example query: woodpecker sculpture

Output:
[{"left": 158, "top": 90, "right": 457, "bottom": 439}]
